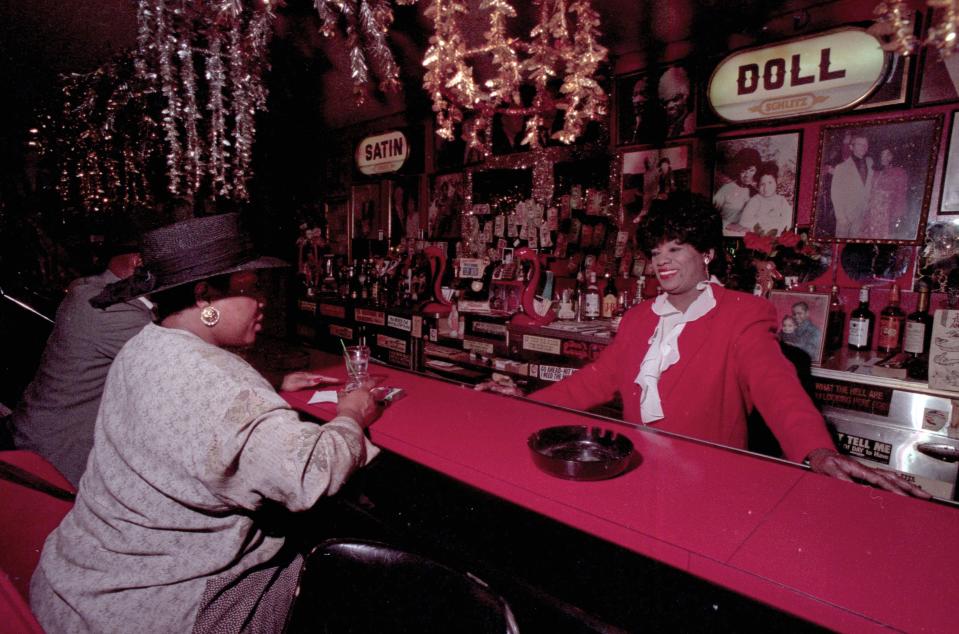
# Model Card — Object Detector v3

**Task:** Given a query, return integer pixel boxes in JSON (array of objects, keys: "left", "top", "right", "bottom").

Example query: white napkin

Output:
[{"left": 307, "top": 390, "right": 339, "bottom": 405}]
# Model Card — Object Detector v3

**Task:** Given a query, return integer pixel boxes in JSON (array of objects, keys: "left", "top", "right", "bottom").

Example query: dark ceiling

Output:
[{"left": 0, "top": 0, "right": 796, "bottom": 141}]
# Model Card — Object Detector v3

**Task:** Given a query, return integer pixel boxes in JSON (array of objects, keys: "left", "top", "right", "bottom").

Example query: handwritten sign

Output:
[
  {"left": 463, "top": 338, "right": 494, "bottom": 355},
  {"left": 387, "top": 314, "right": 412, "bottom": 332},
  {"left": 319, "top": 303, "right": 346, "bottom": 319},
  {"left": 376, "top": 333, "right": 407, "bottom": 353},
  {"left": 329, "top": 324, "right": 353, "bottom": 340},
  {"left": 538, "top": 365, "right": 578, "bottom": 382},
  {"left": 354, "top": 308, "right": 386, "bottom": 326},
  {"left": 813, "top": 378, "right": 892, "bottom": 416},
  {"left": 523, "top": 334, "right": 562, "bottom": 356}
]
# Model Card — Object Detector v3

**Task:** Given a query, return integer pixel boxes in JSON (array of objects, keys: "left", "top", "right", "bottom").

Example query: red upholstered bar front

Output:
[{"left": 283, "top": 362, "right": 958, "bottom": 633}]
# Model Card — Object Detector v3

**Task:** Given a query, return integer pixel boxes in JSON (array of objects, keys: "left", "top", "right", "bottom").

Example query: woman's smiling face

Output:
[{"left": 651, "top": 239, "right": 711, "bottom": 311}]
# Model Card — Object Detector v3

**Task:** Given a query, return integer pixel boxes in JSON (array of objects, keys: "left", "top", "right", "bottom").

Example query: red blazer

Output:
[{"left": 531, "top": 286, "right": 835, "bottom": 463}]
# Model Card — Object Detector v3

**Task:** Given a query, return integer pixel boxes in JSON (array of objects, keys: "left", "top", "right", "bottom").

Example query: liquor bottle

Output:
[
  {"left": 847, "top": 287, "right": 874, "bottom": 351},
  {"left": 610, "top": 292, "right": 627, "bottom": 332},
  {"left": 825, "top": 285, "right": 845, "bottom": 352},
  {"left": 358, "top": 261, "right": 369, "bottom": 301},
  {"left": 348, "top": 266, "right": 360, "bottom": 300},
  {"left": 903, "top": 284, "right": 933, "bottom": 358},
  {"left": 583, "top": 271, "right": 601, "bottom": 320},
  {"left": 877, "top": 284, "right": 905, "bottom": 354},
  {"left": 601, "top": 273, "right": 618, "bottom": 319}
]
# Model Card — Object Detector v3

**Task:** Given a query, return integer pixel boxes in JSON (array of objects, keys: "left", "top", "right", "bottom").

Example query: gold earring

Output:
[{"left": 200, "top": 305, "right": 220, "bottom": 327}]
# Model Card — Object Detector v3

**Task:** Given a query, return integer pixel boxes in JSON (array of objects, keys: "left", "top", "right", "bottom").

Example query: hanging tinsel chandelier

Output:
[
  {"left": 873, "top": 0, "right": 959, "bottom": 57},
  {"left": 50, "top": 0, "right": 416, "bottom": 215},
  {"left": 423, "top": 0, "right": 608, "bottom": 156},
  {"left": 134, "top": 0, "right": 417, "bottom": 202}
]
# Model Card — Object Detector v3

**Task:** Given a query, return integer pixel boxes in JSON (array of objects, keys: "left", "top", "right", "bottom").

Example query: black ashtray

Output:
[{"left": 527, "top": 425, "right": 634, "bottom": 481}]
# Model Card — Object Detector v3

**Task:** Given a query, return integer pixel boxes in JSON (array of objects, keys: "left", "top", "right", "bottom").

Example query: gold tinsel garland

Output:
[
  {"left": 873, "top": 0, "right": 959, "bottom": 58},
  {"left": 423, "top": 0, "right": 608, "bottom": 157},
  {"left": 51, "top": 0, "right": 415, "bottom": 215}
]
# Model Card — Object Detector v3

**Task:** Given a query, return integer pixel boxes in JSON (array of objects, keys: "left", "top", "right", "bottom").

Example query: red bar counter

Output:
[{"left": 283, "top": 361, "right": 957, "bottom": 633}]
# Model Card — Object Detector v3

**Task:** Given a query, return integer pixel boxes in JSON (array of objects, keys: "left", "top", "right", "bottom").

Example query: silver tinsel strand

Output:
[{"left": 54, "top": 0, "right": 414, "bottom": 215}]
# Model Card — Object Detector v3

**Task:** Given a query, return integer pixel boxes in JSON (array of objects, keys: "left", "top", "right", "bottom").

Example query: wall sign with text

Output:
[
  {"left": 707, "top": 28, "right": 887, "bottom": 123},
  {"left": 355, "top": 131, "right": 409, "bottom": 175}
]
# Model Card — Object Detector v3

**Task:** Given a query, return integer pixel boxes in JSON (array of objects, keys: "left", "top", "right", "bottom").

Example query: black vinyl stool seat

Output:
[{"left": 285, "top": 538, "right": 520, "bottom": 634}]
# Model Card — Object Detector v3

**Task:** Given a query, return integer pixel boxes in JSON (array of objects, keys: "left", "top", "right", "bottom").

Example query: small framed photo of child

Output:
[{"left": 768, "top": 291, "right": 830, "bottom": 365}]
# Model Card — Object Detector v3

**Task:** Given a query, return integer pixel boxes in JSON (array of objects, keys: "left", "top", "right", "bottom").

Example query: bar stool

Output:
[
  {"left": 0, "top": 450, "right": 75, "bottom": 600},
  {"left": 284, "top": 538, "right": 520, "bottom": 634}
]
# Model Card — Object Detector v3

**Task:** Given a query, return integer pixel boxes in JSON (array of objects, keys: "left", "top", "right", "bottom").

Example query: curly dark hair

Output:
[{"left": 635, "top": 192, "right": 726, "bottom": 279}]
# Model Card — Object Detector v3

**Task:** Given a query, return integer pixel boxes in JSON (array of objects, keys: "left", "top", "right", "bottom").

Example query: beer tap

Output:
[{"left": 422, "top": 245, "right": 452, "bottom": 316}]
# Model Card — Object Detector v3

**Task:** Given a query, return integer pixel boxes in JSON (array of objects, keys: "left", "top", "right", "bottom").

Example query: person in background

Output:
[
  {"left": 31, "top": 213, "right": 380, "bottom": 633},
  {"left": 831, "top": 134, "right": 873, "bottom": 238},
  {"left": 629, "top": 75, "right": 652, "bottom": 144},
  {"left": 779, "top": 315, "right": 800, "bottom": 349},
  {"left": 481, "top": 193, "right": 926, "bottom": 498},
  {"left": 657, "top": 66, "right": 694, "bottom": 138},
  {"left": 790, "top": 301, "right": 822, "bottom": 360},
  {"left": 9, "top": 228, "right": 153, "bottom": 486},
  {"left": 655, "top": 157, "right": 676, "bottom": 200},
  {"left": 713, "top": 147, "right": 760, "bottom": 229},
  {"left": 865, "top": 147, "right": 908, "bottom": 239},
  {"left": 732, "top": 161, "right": 792, "bottom": 236}
]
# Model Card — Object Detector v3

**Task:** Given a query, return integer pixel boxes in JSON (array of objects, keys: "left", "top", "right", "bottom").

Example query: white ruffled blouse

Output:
[{"left": 635, "top": 277, "right": 722, "bottom": 423}]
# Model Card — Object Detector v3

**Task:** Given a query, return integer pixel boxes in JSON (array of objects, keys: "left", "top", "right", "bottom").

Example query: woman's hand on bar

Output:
[
  {"left": 806, "top": 448, "right": 931, "bottom": 498},
  {"left": 279, "top": 371, "right": 340, "bottom": 392}
]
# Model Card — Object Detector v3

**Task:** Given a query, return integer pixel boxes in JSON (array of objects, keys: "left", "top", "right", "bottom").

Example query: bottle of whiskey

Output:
[
  {"left": 904, "top": 284, "right": 933, "bottom": 358},
  {"left": 825, "top": 285, "right": 845, "bottom": 352},
  {"left": 847, "top": 287, "right": 874, "bottom": 351},
  {"left": 583, "top": 271, "right": 601, "bottom": 320},
  {"left": 601, "top": 273, "right": 618, "bottom": 319},
  {"left": 877, "top": 284, "right": 905, "bottom": 354},
  {"left": 610, "top": 292, "right": 628, "bottom": 332}
]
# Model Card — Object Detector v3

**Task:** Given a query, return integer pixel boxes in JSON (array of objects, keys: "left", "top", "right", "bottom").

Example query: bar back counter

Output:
[{"left": 277, "top": 351, "right": 958, "bottom": 633}]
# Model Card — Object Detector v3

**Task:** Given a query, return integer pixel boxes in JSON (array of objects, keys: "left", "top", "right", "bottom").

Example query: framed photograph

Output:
[
  {"left": 855, "top": 49, "right": 913, "bottom": 111},
  {"left": 939, "top": 111, "right": 959, "bottom": 214},
  {"left": 428, "top": 172, "right": 466, "bottom": 239},
  {"left": 617, "top": 143, "right": 691, "bottom": 223},
  {"left": 712, "top": 131, "right": 801, "bottom": 237},
  {"left": 350, "top": 183, "right": 386, "bottom": 241},
  {"left": 810, "top": 114, "right": 943, "bottom": 244},
  {"left": 837, "top": 243, "right": 915, "bottom": 288},
  {"left": 918, "top": 221, "right": 959, "bottom": 292},
  {"left": 349, "top": 183, "right": 387, "bottom": 261},
  {"left": 387, "top": 175, "right": 423, "bottom": 246},
  {"left": 917, "top": 19, "right": 959, "bottom": 106},
  {"left": 768, "top": 290, "right": 829, "bottom": 365},
  {"left": 325, "top": 197, "right": 349, "bottom": 256},
  {"left": 614, "top": 62, "right": 696, "bottom": 146}
]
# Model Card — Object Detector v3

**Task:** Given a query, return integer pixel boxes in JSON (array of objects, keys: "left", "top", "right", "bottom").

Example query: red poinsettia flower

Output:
[
  {"left": 743, "top": 231, "right": 775, "bottom": 255},
  {"left": 776, "top": 230, "right": 801, "bottom": 248}
]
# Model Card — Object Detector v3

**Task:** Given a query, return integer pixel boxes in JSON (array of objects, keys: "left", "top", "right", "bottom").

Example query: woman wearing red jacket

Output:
[{"left": 521, "top": 194, "right": 922, "bottom": 496}]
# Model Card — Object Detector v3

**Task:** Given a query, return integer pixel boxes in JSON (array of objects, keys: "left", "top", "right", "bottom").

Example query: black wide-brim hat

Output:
[{"left": 90, "top": 212, "right": 287, "bottom": 308}]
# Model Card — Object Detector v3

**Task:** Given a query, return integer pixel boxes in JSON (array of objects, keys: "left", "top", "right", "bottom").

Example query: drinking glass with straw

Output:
[{"left": 341, "top": 339, "right": 370, "bottom": 391}]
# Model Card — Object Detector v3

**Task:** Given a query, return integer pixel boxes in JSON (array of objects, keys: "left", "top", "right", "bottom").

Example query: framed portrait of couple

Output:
[
  {"left": 712, "top": 131, "right": 801, "bottom": 238},
  {"left": 810, "top": 114, "right": 943, "bottom": 244},
  {"left": 769, "top": 291, "right": 829, "bottom": 366}
]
